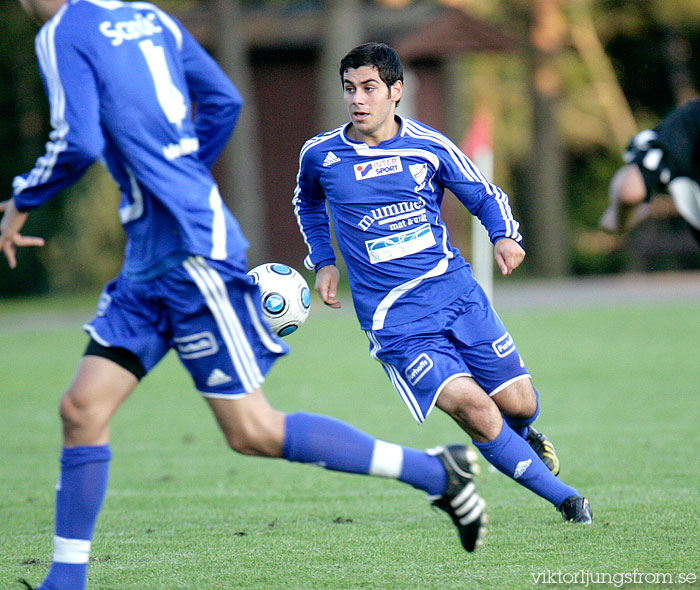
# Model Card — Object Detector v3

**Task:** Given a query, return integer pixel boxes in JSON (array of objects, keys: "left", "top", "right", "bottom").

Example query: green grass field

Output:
[{"left": 1, "top": 292, "right": 699, "bottom": 589}]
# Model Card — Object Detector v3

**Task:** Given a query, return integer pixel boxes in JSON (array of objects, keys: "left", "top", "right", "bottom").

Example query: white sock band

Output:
[
  {"left": 53, "top": 536, "right": 91, "bottom": 564},
  {"left": 369, "top": 440, "right": 404, "bottom": 479}
]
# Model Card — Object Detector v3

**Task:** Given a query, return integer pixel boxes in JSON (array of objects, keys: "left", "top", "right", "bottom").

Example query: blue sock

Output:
[
  {"left": 40, "top": 445, "right": 111, "bottom": 590},
  {"left": 282, "top": 412, "right": 446, "bottom": 495},
  {"left": 503, "top": 387, "right": 540, "bottom": 439},
  {"left": 474, "top": 422, "right": 577, "bottom": 507}
]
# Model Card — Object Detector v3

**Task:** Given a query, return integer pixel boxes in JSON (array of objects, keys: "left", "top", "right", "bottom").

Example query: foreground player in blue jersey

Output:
[
  {"left": 294, "top": 42, "right": 593, "bottom": 530},
  {"left": 2, "top": 4, "right": 487, "bottom": 589}
]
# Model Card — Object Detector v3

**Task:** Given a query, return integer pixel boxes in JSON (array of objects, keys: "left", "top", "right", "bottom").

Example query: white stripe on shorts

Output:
[
  {"left": 183, "top": 256, "right": 263, "bottom": 393},
  {"left": 366, "top": 331, "right": 425, "bottom": 423},
  {"left": 243, "top": 292, "right": 285, "bottom": 354}
]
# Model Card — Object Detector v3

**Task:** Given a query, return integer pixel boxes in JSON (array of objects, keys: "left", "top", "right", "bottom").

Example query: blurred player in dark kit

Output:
[{"left": 600, "top": 99, "right": 700, "bottom": 246}]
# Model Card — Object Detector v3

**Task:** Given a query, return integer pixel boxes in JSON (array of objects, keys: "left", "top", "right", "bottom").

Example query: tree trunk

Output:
[
  {"left": 211, "top": 0, "right": 268, "bottom": 266},
  {"left": 527, "top": 0, "right": 569, "bottom": 276},
  {"left": 319, "top": 0, "right": 364, "bottom": 131}
]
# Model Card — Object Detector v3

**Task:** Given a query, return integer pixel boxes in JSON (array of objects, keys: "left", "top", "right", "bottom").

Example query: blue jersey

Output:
[
  {"left": 12, "top": 0, "right": 246, "bottom": 280},
  {"left": 293, "top": 116, "right": 522, "bottom": 330}
]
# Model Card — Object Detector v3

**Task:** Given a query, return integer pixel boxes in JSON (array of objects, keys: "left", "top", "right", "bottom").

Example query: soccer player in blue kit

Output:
[
  {"left": 2, "top": 3, "right": 491, "bottom": 589},
  {"left": 293, "top": 42, "right": 593, "bottom": 532}
]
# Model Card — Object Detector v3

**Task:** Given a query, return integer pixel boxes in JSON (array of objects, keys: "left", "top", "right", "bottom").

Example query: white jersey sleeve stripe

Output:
[
  {"left": 298, "top": 126, "right": 345, "bottom": 161},
  {"left": 404, "top": 120, "right": 481, "bottom": 184},
  {"left": 20, "top": 11, "right": 70, "bottom": 193},
  {"left": 291, "top": 184, "right": 312, "bottom": 263},
  {"left": 405, "top": 118, "right": 520, "bottom": 241},
  {"left": 293, "top": 128, "right": 344, "bottom": 269}
]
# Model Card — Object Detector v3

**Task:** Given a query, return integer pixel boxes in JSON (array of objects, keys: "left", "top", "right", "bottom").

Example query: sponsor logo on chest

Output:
[
  {"left": 365, "top": 223, "right": 436, "bottom": 264},
  {"left": 354, "top": 157, "right": 403, "bottom": 181}
]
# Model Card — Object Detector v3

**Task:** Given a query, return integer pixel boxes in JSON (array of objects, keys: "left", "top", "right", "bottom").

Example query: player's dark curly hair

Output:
[{"left": 339, "top": 42, "right": 404, "bottom": 90}]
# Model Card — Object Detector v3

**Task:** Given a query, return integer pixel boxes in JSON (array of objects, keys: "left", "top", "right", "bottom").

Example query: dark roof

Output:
[
  {"left": 395, "top": 7, "right": 517, "bottom": 61},
  {"left": 174, "top": 3, "right": 516, "bottom": 58}
]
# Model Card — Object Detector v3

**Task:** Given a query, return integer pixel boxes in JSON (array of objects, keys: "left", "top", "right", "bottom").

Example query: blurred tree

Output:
[
  {"left": 453, "top": 0, "right": 700, "bottom": 273},
  {"left": 3, "top": 0, "right": 700, "bottom": 297},
  {"left": 211, "top": 0, "right": 268, "bottom": 266},
  {"left": 0, "top": 2, "right": 53, "bottom": 296},
  {"left": 527, "top": 0, "right": 570, "bottom": 276},
  {"left": 319, "top": 0, "right": 364, "bottom": 130}
]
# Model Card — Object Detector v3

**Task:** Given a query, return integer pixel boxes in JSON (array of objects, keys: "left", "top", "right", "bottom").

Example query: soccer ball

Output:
[{"left": 248, "top": 263, "right": 311, "bottom": 337}]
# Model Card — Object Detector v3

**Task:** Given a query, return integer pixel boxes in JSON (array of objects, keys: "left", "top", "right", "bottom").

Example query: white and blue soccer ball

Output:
[{"left": 248, "top": 263, "right": 311, "bottom": 337}]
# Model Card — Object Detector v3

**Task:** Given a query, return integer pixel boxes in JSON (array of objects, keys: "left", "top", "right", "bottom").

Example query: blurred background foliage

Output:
[{"left": 2, "top": 0, "right": 700, "bottom": 297}]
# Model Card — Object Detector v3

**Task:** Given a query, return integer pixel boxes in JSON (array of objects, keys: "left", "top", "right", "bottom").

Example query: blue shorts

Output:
[
  {"left": 366, "top": 282, "right": 530, "bottom": 423},
  {"left": 84, "top": 255, "right": 288, "bottom": 398}
]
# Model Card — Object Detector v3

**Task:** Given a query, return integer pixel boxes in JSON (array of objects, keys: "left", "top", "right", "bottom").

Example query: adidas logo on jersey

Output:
[
  {"left": 323, "top": 152, "right": 341, "bottom": 167},
  {"left": 206, "top": 368, "right": 233, "bottom": 387}
]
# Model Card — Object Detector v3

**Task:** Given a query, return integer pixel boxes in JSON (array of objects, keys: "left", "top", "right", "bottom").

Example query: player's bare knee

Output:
[
  {"left": 225, "top": 430, "right": 279, "bottom": 457},
  {"left": 437, "top": 384, "right": 502, "bottom": 442},
  {"left": 59, "top": 382, "right": 112, "bottom": 427},
  {"left": 224, "top": 417, "right": 284, "bottom": 457},
  {"left": 493, "top": 379, "right": 537, "bottom": 418},
  {"left": 59, "top": 391, "right": 92, "bottom": 431}
]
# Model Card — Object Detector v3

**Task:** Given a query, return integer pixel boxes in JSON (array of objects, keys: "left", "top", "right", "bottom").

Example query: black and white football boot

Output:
[{"left": 428, "top": 444, "right": 487, "bottom": 552}]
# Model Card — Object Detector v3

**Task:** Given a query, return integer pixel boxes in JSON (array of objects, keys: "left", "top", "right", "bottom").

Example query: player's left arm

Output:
[
  {"left": 436, "top": 140, "right": 522, "bottom": 245},
  {"left": 178, "top": 23, "right": 242, "bottom": 169},
  {"left": 494, "top": 237, "right": 525, "bottom": 276}
]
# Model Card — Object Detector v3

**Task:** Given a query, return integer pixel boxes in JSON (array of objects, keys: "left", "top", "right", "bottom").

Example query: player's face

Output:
[{"left": 343, "top": 66, "right": 403, "bottom": 146}]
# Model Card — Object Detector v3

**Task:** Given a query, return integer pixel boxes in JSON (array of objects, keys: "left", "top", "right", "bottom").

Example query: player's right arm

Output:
[
  {"left": 292, "top": 143, "right": 337, "bottom": 272},
  {"left": 314, "top": 264, "right": 342, "bottom": 309},
  {"left": 12, "top": 18, "right": 103, "bottom": 214},
  {"left": 0, "top": 199, "right": 45, "bottom": 269},
  {"left": 6, "top": 17, "right": 101, "bottom": 268}
]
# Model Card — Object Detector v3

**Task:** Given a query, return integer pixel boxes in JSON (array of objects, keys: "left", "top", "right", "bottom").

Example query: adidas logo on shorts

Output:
[{"left": 206, "top": 368, "right": 232, "bottom": 387}]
